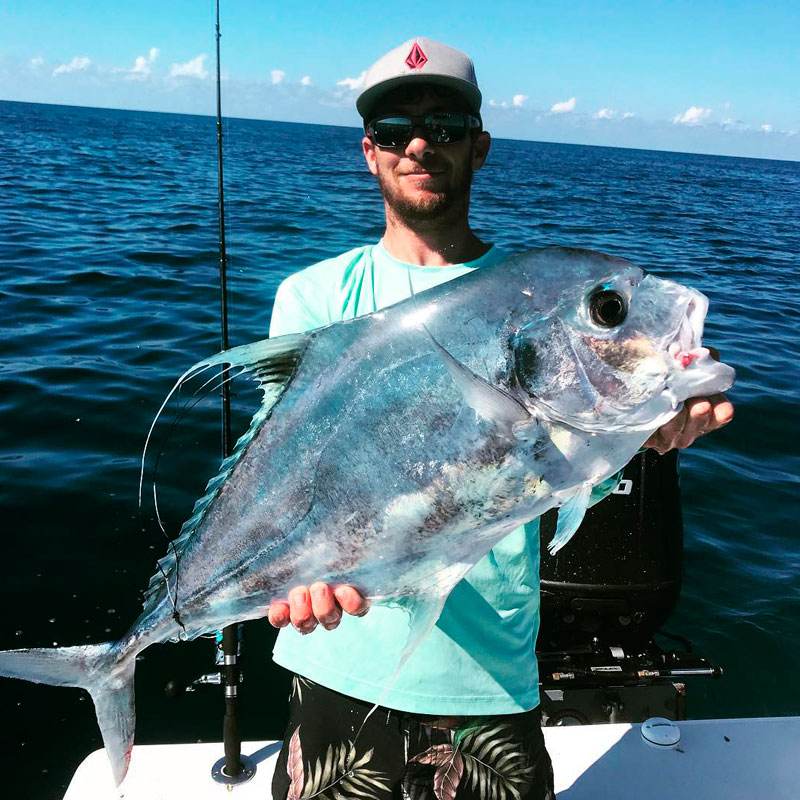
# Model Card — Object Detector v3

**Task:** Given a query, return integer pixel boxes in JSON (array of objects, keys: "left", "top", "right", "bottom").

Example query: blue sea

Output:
[{"left": 0, "top": 100, "right": 798, "bottom": 798}]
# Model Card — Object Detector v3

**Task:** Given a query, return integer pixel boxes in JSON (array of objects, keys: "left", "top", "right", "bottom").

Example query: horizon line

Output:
[{"left": 2, "top": 97, "right": 798, "bottom": 165}]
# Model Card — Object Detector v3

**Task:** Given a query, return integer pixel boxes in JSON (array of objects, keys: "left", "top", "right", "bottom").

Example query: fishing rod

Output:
[{"left": 210, "top": 0, "right": 256, "bottom": 787}]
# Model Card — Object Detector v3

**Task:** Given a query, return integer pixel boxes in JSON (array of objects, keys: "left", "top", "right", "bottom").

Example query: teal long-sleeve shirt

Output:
[{"left": 269, "top": 241, "right": 619, "bottom": 715}]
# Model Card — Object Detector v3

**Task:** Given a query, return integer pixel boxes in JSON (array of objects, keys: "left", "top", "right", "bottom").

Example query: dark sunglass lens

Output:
[
  {"left": 424, "top": 112, "right": 467, "bottom": 144},
  {"left": 373, "top": 117, "right": 413, "bottom": 147}
]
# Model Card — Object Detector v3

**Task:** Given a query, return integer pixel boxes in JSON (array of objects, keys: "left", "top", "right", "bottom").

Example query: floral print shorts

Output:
[{"left": 272, "top": 676, "right": 555, "bottom": 800}]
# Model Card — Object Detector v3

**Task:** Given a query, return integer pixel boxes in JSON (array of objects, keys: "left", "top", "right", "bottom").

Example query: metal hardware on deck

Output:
[
  {"left": 539, "top": 638, "right": 722, "bottom": 726},
  {"left": 211, "top": 753, "right": 257, "bottom": 787},
  {"left": 193, "top": 672, "right": 223, "bottom": 687}
]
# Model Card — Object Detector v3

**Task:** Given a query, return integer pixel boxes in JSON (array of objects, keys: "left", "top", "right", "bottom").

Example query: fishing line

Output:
[
  {"left": 140, "top": 361, "right": 243, "bottom": 516},
  {"left": 146, "top": 410, "right": 184, "bottom": 630},
  {"left": 149, "top": 381, "right": 189, "bottom": 535},
  {"left": 139, "top": 380, "right": 191, "bottom": 627},
  {"left": 149, "top": 373, "right": 222, "bottom": 532},
  {"left": 140, "top": 360, "right": 245, "bottom": 633},
  {"left": 139, "top": 361, "right": 218, "bottom": 504}
]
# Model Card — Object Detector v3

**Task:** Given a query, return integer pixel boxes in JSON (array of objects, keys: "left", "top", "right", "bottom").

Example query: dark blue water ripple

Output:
[{"left": 0, "top": 100, "right": 798, "bottom": 797}]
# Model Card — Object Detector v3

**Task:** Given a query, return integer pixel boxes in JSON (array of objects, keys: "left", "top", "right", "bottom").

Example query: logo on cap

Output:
[{"left": 405, "top": 42, "right": 427, "bottom": 70}]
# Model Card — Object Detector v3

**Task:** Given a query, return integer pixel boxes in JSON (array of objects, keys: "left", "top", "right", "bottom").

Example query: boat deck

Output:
[{"left": 63, "top": 716, "right": 799, "bottom": 799}]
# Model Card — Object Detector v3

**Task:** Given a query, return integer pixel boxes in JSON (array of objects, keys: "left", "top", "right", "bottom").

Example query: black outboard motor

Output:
[
  {"left": 536, "top": 451, "right": 722, "bottom": 726},
  {"left": 538, "top": 450, "right": 683, "bottom": 649}
]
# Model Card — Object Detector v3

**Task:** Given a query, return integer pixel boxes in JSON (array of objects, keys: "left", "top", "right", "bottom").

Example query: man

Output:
[{"left": 266, "top": 38, "right": 733, "bottom": 800}]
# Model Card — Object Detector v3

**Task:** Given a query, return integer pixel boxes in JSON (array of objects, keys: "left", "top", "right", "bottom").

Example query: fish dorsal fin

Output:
[
  {"left": 548, "top": 482, "right": 593, "bottom": 554},
  {"left": 424, "top": 326, "right": 531, "bottom": 435},
  {"left": 141, "top": 332, "right": 311, "bottom": 620},
  {"left": 141, "top": 332, "right": 312, "bottom": 496},
  {"left": 197, "top": 332, "right": 312, "bottom": 397}
]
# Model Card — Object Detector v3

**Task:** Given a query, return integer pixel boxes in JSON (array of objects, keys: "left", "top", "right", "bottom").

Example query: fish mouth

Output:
[
  {"left": 666, "top": 289, "right": 707, "bottom": 358},
  {"left": 663, "top": 287, "right": 735, "bottom": 404}
]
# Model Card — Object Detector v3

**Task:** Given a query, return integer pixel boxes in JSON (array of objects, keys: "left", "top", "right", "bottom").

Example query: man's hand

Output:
[
  {"left": 268, "top": 583, "right": 369, "bottom": 634},
  {"left": 645, "top": 393, "right": 733, "bottom": 454},
  {"left": 645, "top": 348, "right": 734, "bottom": 455}
]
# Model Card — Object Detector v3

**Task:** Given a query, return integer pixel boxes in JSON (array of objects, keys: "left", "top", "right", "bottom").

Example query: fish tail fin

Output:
[{"left": 0, "top": 641, "right": 136, "bottom": 785}]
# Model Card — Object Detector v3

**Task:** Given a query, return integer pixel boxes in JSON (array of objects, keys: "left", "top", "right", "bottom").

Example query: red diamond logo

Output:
[{"left": 405, "top": 42, "right": 427, "bottom": 70}]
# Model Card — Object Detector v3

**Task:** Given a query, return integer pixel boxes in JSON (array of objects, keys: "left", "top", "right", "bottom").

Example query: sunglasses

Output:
[{"left": 366, "top": 111, "right": 482, "bottom": 149}]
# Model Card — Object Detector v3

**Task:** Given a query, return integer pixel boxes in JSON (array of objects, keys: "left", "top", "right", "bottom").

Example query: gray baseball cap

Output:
[{"left": 356, "top": 37, "right": 482, "bottom": 120}]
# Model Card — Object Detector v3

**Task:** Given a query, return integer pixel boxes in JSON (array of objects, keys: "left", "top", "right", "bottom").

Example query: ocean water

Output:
[{"left": 0, "top": 100, "right": 798, "bottom": 797}]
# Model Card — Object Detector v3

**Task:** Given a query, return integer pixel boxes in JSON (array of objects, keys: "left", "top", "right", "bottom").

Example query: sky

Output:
[{"left": 1, "top": 0, "right": 798, "bottom": 160}]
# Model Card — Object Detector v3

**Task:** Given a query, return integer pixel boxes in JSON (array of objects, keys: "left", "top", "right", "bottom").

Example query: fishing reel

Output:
[{"left": 164, "top": 627, "right": 244, "bottom": 698}]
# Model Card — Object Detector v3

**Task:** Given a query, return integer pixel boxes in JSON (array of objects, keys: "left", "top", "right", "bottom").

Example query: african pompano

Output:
[{"left": 0, "top": 246, "right": 734, "bottom": 784}]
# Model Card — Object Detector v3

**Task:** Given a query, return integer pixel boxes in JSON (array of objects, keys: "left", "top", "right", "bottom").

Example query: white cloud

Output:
[
  {"left": 489, "top": 99, "right": 509, "bottom": 109},
  {"left": 722, "top": 119, "right": 786, "bottom": 135},
  {"left": 131, "top": 56, "right": 149, "bottom": 76},
  {"left": 622, "top": 111, "right": 636, "bottom": 119},
  {"left": 337, "top": 71, "right": 366, "bottom": 91},
  {"left": 271, "top": 69, "right": 285, "bottom": 85},
  {"left": 169, "top": 54, "right": 208, "bottom": 79},
  {"left": 128, "top": 49, "right": 158, "bottom": 80},
  {"left": 30, "top": 57, "right": 44, "bottom": 69},
  {"left": 512, "top": 93, "right": 528, "bottom": 108},
  {"left": 300, "top": 75, "right": 311, "bottom": 86},
  {"left": 551, "top": 96, "right": 576, "bottom": 114},
  {"left": 673, "top": 106, "right": 711, "bottom": 125},
  {"left": 53, "top": 56, "right": 90, "bottom": 76},
  {"left": 594, "top": 107, "right": 615, "bottom": 119}
]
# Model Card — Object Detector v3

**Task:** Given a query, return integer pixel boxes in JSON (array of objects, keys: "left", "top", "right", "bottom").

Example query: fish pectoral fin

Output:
[
  {"left": 425, "top": 328, "right": 530, "bottom": 435},
  {"left": 395, "top": 593, "right": 450, "bottom": 672},
  {"left": 548, "top": 483, "right": 593, "bottom": 554}
]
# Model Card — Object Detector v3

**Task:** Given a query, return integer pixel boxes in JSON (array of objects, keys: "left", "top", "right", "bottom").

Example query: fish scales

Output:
[{"left": 0, "top": 246, "right": 735, "bottom": 785}]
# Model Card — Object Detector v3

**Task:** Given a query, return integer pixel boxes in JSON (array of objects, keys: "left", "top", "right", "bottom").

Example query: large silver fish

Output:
[{"left": 0, "top": 246, "right": 734, "bottom": 784}]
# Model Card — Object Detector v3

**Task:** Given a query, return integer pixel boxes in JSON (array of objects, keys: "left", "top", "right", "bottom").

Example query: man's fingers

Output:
[
  {"left": 334, "top": 585, "right": 370, "bottom": 617},
  {"left": 711, "top": 393, "right": 734, "bottom": 427},
  {"left": 268, "top": 583, "right": 369, "bottom": 632},
  {"left": 645, "top": 390, "right": 734, "bottom": 455},
  {"left": 687, "top": 396, "right": 713, "bottom": 420},
  {"left": 673, "top": 398, "right": 711, "bottom": 449},
  {"left": 288, "top": 585, "right": 317, "bottom": 634},
  {"left": 673, "top": 394, "right": 733, "bottom": 450},
  {"left": 643, "top": 431, "right": 666, "bottom": 454},
  {"left": 645, "top": 412, "right": 687, "bottom": 455},
  {"left": 310, "top": 582, "right": 342, "bottom": 630},
  {"left": 268, "top": 601, "right": 291, "bottom": 628}
]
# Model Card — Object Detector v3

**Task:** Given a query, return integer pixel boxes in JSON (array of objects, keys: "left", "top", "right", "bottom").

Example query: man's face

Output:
[{"left": 361, "top": 89, "right": 491, "bottom": 225}]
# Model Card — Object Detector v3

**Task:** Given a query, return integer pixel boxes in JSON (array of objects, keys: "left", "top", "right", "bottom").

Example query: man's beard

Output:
[{"left": 377, "top": 158, "right": 473, "bottom": 225}]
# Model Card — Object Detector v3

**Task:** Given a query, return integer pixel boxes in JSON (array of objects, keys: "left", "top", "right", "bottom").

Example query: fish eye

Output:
[{"left": 589, "top": 289, "right": 627, "bottom": 328}]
